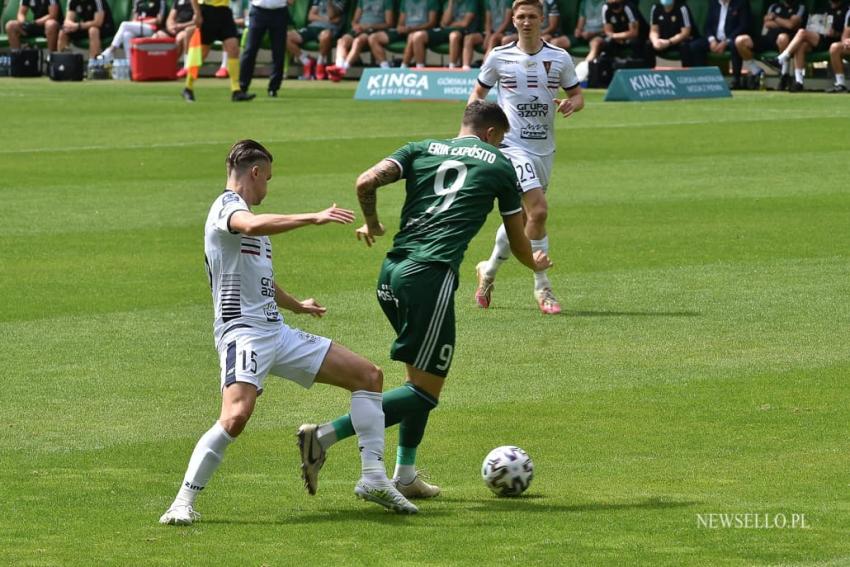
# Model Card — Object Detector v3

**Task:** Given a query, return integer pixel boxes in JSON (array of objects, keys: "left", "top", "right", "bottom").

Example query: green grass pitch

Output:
[{"left": 1, "top": 78, "right": 848, "bottom": 565}]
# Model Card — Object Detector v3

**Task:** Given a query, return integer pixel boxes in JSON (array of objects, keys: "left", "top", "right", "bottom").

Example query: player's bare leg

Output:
[{"left": 523, "top": 188, "right": 560, "bottom": 314}]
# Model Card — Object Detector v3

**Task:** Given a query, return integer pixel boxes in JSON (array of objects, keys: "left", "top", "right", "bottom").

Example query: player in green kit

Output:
[{"left": 296, "top": 101, "right": 552, "bottom": 500}]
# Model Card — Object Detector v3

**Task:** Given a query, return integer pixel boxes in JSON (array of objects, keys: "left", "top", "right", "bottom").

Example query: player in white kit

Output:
[
  {"left": 160, "top": 140, "right": 417, "bottom": 526},
  {"left": 468, "top": 0, "right": 584, "bottom": 315}
]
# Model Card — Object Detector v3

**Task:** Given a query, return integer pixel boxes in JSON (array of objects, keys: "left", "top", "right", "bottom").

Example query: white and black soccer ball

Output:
[{"left": 481, "top": 445, "right": 534, "bottom": 497}]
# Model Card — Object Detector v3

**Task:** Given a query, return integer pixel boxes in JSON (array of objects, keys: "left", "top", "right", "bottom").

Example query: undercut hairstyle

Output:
[
  {"left": 226, "top": 139, "right": 273, "bottom": 174},
  {"left": 463, "top": 100, "right": 510, "bottom": 133},
  {"left": 511, "top": 0, "right": 544, "bottom": 14}
]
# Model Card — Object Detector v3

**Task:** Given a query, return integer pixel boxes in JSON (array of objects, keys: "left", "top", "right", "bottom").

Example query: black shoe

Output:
[
  {"left": 729, "top": 77, "right": 743, "bottom": 90},
  {"left": 746, "top": 72, "right": 763, "bottom": 90},
  {"left": 762, "top": 56, "right": 782, "bottom": 71},
  {"left": 777, "top": 74, "right": 791, "bottom": 91},
  {"left": 181, "top": 87, "right": 195, "bottom": 102},
  {"left": 788, "top": 81, "right": 804, "bottom": 92},
  {"left": 826, "top": 83, "right": 848, "bottom": 93},
  {"left": 268, "top": 89, "right": 278, "bottom": 97},
  {"left": 232, "top": 90, "right": 256, "bottom": 102}
]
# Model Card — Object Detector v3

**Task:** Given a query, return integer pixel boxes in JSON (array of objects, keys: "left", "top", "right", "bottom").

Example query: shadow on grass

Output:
[
  {"left": 443, "top": 495, "right": 700, "bottom": 513},
  {"left": 200, "top": 496, "right": 698, "bottom": 526}
]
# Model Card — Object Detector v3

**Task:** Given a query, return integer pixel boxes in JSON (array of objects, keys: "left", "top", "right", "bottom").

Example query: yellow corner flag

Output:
[{"left": 185, "top": 28, "right": 203, "bottom": 80}]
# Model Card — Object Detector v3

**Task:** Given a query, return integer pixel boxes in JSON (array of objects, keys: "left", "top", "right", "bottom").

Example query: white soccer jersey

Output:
[
  {"left": 477, "top": 41, "right": 579, "bottom": 156},
  {"left": 204, "top": 190, "right": 282, "bottom": 347}
]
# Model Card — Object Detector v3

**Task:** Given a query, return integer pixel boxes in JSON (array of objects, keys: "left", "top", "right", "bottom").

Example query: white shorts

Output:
[
  {"left": 217, "top": 325, "right": 332, "bottom": 393},
  {"left": 500, "top": 146, "right": 554, "bottom": 193}
]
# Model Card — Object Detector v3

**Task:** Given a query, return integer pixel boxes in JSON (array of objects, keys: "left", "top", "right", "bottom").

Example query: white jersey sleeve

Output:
[
  {"left": 212, "top": 190, "right": 250, "bottom": 234},
  {"left": 477, "top": 49, "right": 502, "bottom": 89}
]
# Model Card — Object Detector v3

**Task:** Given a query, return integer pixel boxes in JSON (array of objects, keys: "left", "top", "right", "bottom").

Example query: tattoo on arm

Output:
[{"left": 357, "top": 159, "right": 400, "bottom": 216}]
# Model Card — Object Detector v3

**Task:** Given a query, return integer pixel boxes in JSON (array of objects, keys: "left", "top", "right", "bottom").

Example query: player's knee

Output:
[
  {"left": 45, "top": 20, "right": 58, "bottom": 33},
  {"left": 220, "top": 407, "right": 252, "bottom": 437},
  {"left": 527, "top": 204, "right": 548, "bottom": 225},
  {"left": 89, "top": 26, "right": 100, "bottom": 40},
  {"left": 358, "top": 364, "right": 383, "bottom": 392},
  {"left": 830, "top": 42, "right": 841, "bottom": 55}
]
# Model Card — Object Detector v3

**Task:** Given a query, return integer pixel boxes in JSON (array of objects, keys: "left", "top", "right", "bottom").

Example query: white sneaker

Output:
[
  {"left": 354, "top": 479, "right": 419, "bottom": 514},
  {"left": 297, "top": 423, "right": 326, "bottom": 495},
  {"left": 159, "top": 504, "right": 200, "bottom": 526},
  {"left": 393, "top": 473, "right": 441, "bottom": 499}
]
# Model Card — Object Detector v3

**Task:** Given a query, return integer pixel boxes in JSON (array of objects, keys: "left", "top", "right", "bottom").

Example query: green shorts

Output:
[{"left": 377, "top": 256, "right": 457, "bottom": 378}]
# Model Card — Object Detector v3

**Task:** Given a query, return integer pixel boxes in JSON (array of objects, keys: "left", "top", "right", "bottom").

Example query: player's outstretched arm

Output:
[
  {"left": 503, "top": 212, "right": 553, "bottom": 272},
  {"left": 354, "top": 159, "right": 401, "bottom": 247},
  {"left": 229, "top": 204, "right": 355, "bottom": 237},
  {"left": 274, "top": 283, "right": 327, "bottom": 318}
]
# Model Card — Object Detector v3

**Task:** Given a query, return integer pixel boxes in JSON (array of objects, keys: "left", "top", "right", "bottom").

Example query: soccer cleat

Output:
[
  {"left": 355, "top": 479, "right": 419, "bottom": 514},
  {"left": 315, "top": 63, "right": 327, "bottom": 80},
  {"left": 788, "top": 81, "right": 804, "bottom": 93},
  {"left": 181, "top": 87, "right": 195, "bottom": 102},
  {"left": 231, "top": 90, "right": 256, "bottom": 102},
  {"left": 297, "top": 424, "right": 326, "bottom": 495},
  {"left": 826, "top": 83, "right": 848, "bottom": 93},
  {"left": 176, "top": 67, "right": 188, "bottom": 79},
  {"left": 159, "top": 504, "right": 200, "bottom": 526},
  {"left": 777, "top": 74, "right": 791, "bottom": 91},
  {"left": 393, "top": 473, "right": 441, "bottom": 499},
  {"left": 214, "top": 67, "right": 229, "bottom": 78},
  {"left": 535, "top": 287, "right": 562, "bottom": 315},
  {"left": 301, "top": 57, "right": 315, "bottom": 80},
  {"left": 474, "top": 261, "right": 495, "bottom": 309},
  {"left": 268, "top": 89, "right": 278, "bottom": 97}
]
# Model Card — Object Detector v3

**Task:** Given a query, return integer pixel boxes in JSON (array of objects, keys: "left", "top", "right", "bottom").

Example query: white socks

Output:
[
  {"left": 220, "top": 51, "right": 228, "bottom": 69},
  {"left": 379, "top": 61, "right": 390, "bottom": 68},
  {"left": 299, "top": 52, "right": 311, "bottom": 65},
  {"left": 744, "top": 59, "right": 761, "bottom": 75},
  {"left": 778, "top": 51, "right": 789, "bottom": 64},
  {"left": 483, "top": 223, "right": 512, "bottom": 278},
  {"left": 781, "top": 59, "right": 789, "bottom": 75},
  {"left": 173, "top": 421, "right": 234, "bottom": 508},
  {"left": 794, "top": 68, "right": 804, "bottom": 83},
  {"left": 350, "top": 390, "right": 388, "bottom": 483},
  {"left": 531, "top": 236, "right": 551, "bottom": 290},
  {"left": 393, "top": 464, "right": 416, "bottom": 484},
  {"left": 836, "top": 73, "right": 845, "bottom": 86}
]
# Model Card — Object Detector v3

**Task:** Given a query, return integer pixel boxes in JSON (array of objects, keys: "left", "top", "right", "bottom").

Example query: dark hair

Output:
[
  {"left": 226, "top": 139, "right": 273, "bottom": 174},
  {"left": 463, "top": 100, "right": 510, "bottom": 133}
]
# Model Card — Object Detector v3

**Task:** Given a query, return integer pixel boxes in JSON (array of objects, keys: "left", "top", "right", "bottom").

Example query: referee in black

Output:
[{"left": 239, "top": 0, "right": 291, "bottom": 98}]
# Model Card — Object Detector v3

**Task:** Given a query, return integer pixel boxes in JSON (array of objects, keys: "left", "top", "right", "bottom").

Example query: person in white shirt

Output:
[
  {"left": 468, "top": 0, "right": 584, "bottom": 315},
  {"left": 159, "top": 140, "right": 417, "bottom": 526}
]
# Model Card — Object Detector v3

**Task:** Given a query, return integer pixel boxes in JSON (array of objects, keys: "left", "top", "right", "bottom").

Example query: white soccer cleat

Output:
[
  {"left": 393, "top": 473, "right": 441, "bottom": 499},
  {"left": 297, "top": 423, "right": 326, "bottom": 495},
  {"left": 475, "top": 261, "right": 495, "bottom": 309},
  {"left": 355, "top": 479, "right": 419, "bottom": 514},
  {"left": 535, "top": 287, "right": 562, "bottom": 315},
  {"left": 159, "top": 504, "right": 200, "bottom": 526}
]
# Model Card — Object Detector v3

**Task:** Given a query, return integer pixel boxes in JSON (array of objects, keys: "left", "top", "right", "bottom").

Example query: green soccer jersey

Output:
[{"left": 386, "top": 135, "right": 522, "bottom": 273}]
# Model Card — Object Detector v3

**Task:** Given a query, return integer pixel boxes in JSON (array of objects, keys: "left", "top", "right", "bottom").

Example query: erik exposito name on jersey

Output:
[{"left": 516, "top": 102, "right": 549, "bottom": 118}]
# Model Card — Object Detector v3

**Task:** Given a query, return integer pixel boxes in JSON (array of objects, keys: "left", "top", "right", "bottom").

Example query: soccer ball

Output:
[{"left": 481, "top": 445, "right": 534, "bottom": 496}]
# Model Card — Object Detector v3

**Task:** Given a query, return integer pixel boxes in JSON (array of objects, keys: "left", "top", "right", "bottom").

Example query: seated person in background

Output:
[
  {"left": 408, "top": 0, "right": 477, "bottom": 68},
  {"left": 573, "top": 0, "right": 609, "bottom": 80},
  {"left": 774, "top": 0, "right": 847, "bottom": 91},
  {"left": 99, "top": 0, "right": 168, "bottom": 61},
  {"left": 687, "top": 0, "right": 750, "bottom": 88},
  {"left": 367, "top": 0, "right": 438, "bottom": 68},
  {"left": 327, "top": 0, "right": 393, "bottom": 79},
  {"left": 598, "top": 0, "right": 648, "bottom": 62},
  {"left": 5, "top": 0, "right": 61, "bottom": 52},
  {"left": 826, "top": 8, "right": 850, "bottom": 92},
  {"left": 165, "top": 0, "right": 197, "bottom": 78},
  {"left": 648, "top": 0, "right": 697, "bottom": 66},
  {"left": 58, "top": 0, "right": 114, "bottom": 59},
  {"left": 461, "top": 0, "right": 511, "bottom": 69},
  {"left": 286, "top": 0, "right": 346, "bottom": 80},
  {"left": 216, "top": 0, "right": 247, "bottom": 78},
  {"left": 734, "top": 0, "right": 806, "bottom": 90}
]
